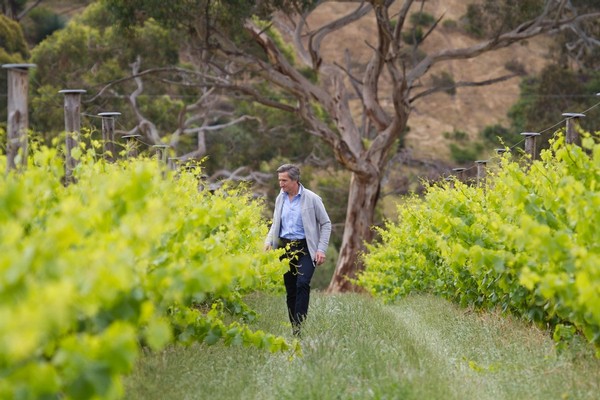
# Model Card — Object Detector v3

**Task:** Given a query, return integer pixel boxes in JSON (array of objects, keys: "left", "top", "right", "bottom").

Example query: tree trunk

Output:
[{"left": 327, "top": 170, "right": 380, "bottom": 292}]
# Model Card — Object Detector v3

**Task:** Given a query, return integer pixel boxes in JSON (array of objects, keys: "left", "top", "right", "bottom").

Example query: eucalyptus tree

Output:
[{"left": 104, "top": 0, "right": 600, "bottom": 292}]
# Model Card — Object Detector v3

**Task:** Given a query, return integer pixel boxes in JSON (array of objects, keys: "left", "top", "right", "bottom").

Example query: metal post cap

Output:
[
  {"left": 2, "top": 63, "right": 36, "bottom": 70},
  {"left": 59, "top": 89, "right": 87, "bottom": 94}
]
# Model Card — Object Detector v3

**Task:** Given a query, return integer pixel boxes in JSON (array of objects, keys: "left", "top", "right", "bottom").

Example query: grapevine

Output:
[
  {"left": 359, "top": 131, "right": 600, "bottom": 353},
  {"left": 0, "top": 145, "right": 294, "bottom": 399}
]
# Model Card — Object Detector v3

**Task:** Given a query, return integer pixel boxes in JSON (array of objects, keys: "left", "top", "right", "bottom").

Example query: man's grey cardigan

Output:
[{"left": 265, "top": 184, "right": 332, "bottom": 262}]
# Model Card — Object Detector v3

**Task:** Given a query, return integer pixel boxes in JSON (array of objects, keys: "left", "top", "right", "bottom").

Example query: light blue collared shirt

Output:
[
  {"left": 279, "top": 186, "right": 305, "bottom": 240},
  {"left": 266, "top": 184, "right": 332, "bottom": 261}
]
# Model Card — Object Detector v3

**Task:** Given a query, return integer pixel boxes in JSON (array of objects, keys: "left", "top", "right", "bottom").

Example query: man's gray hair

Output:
[{"left": 277, "top": 164, "right": 300, "bottom": 182}]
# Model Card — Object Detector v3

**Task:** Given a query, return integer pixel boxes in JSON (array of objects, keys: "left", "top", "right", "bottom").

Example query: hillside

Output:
[{"left": 306, "top": 0, "right": 552, "bottom": 163}]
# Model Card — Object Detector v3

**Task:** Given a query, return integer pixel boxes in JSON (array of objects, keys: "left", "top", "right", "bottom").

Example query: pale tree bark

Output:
[{"left": 126, "top": 56, "right": 162, "bottom": 144}]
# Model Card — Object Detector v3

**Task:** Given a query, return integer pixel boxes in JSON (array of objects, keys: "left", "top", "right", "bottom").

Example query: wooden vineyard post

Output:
[
  {"left": 98, "top": 112, "right": 121, "bottom": 162},
  {"left": 153, "top": 144, "right": 169, "bottom": 165},
  {"left": 59, "top": 89, "right": 86, "bottom": 183},
  {"left": 562, "top": 112, "right": 585, "bottom": 146},
  {"left": 452, "top": 167, "right": 466, "bottom": 182},
  {"left": 2, "top": 63, "right": 35, "bottom": 172},
  {"left": 122, "top": 134, "right": 142, "bottom": 159},
  {"left": 475, "top": 160, "right": 488, "bottom": 187},
  {"left": 520, "top": 132, "right": 540, "bottom": 161},
  {"left": 153, "top": 144, "right": 169, "bottom": 177}
]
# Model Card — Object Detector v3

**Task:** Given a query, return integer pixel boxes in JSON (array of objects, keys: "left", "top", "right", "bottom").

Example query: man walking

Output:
[{"left": 265, "top": 164, "right": 332, "bottom": 335}]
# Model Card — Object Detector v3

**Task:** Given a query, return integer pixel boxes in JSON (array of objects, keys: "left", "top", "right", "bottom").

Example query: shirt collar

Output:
[{"left": 280, "top": 183, "right": 303, "bottom": 197}]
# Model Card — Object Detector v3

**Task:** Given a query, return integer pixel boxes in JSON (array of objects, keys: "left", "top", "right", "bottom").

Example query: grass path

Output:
[{"left": 124, "top": 293, "right": 600, "bottom": 400}]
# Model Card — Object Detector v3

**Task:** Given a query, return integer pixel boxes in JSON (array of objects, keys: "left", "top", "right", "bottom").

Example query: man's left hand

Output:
[{"left": 315, "top": 251, "right": 326, "bottom": 266}]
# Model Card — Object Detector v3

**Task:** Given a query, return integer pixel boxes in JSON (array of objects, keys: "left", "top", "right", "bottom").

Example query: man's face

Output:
[{"left": 278, "top": 172, "right": 298, "bottom": 194}]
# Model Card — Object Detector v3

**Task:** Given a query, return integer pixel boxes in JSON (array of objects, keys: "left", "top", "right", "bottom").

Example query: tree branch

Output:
[
  {"left": 409, "top": 73, "right": 521, "bottom": 103},
  {"left": 126, "top": 56, "right": 162, "bottom": 144},
  {"left": 301, "top": 1, "right": 371, "bottom": 70},
  {"left": 87, "top": 66, "right": 194, "bottom": 102},
  {"left": 406, "top": 12, "right": 600, "bottom": 85},
  {"left": 182, "top": 115, "right": 260, "bottom": 135}
]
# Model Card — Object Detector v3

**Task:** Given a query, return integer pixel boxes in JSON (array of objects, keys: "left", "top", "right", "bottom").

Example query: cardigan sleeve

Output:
[
  {"left": 265, "top": 195, "right": 281, "bottom": 247},
  {"left": 314, "top": 198, "right": 331, "bottom": 254}
]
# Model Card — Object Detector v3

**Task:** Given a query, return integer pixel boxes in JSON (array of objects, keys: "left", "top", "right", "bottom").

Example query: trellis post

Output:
[
  {"left": 452, "top": 167, "right": 466, "bottom": 182},
  {"left": 562, "top": 112, "right": 585, "bottom": 146},
  {"left": 153, "top": 144, "right": 169, "bottom": 165},
  {"left": 520, "top": 132, "right": 540, "bottom": 160},
  {"left": 153, "top": 144, "right": 169, "bottom": 177},
  {"left": 475, "top": 160, "right": 488, "bottom": 186},
  {"left": 494, "top": 148, "right": 508, "bottom": 169},
  {"left": 3, "top": 63, "right": 36, "bottom": 172},
  {"left": 122, "top": 134, "right": 142, "bottom": 159},
  {"left": 59, "top": 89, "right": 86, "bottom": 183},
  {"left": 98, "top": 112, "right": 121, "bottom": 162}
]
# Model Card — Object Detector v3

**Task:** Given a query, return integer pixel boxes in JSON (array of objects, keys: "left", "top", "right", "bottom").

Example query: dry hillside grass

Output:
[{"left": 306, "top": 0, "right": 553, "bottom": 163}]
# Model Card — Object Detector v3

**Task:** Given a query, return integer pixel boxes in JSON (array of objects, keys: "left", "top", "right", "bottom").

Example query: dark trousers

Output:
[{"left": 280, "top": 239, "right": 315, "bottom": 328}]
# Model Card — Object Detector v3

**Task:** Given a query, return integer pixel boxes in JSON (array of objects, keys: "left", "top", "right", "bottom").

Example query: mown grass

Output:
[{"left": 124, "top": 293, "right": 600, "bottom": 400}]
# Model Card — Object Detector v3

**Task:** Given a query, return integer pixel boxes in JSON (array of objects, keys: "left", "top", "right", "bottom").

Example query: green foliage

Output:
[
  {"left": 431, "top": 71, "right": 456, "bottom": 96},
  {"left": 0, "top": 14, "right": 29, "bottom": 58},
  {"left": 104, "top": 0, "right": 318, "bottom": 44},
  {"left": 463, "top": 0, "right": 545, "bottom": 39},
  {"left": 504, "top": 59, "right": 526, "bottom": 75},
  {"left": 299, "top": 66, "right": 318, "bottom": 83},
  {"left": 444, "top": 130, "right": 484, "bottom": 164},
  {"left": 0, "top": 146, "right": 295, "bottom": 399},
  {"left": 202, "top": 98, "right": 326, "bottom": 174},
  {"left": 480, "top": 123, "right": 522, "bottom": 147},
  {"left": 488, "top": 64, "right": 600, "bottom": 154},
  {"left": 463, "top": 4, "right": 486, "bottom": 38},
  {"left": 359, "top": 132, "right": 600, "bottom": 353},
  {"left": 410, "top": 11, "right": 435, "bottom": 27},
  {"left": 442, "top": 19, "right": 458, "bottom": 30},
  {"left": 444, "top": 130, "right": 468, "bottom": 141},
  {"left": 252, "top": 16, "right": 296, "bottom": 65},
  {"left": 21, "top": 6, "right": 67, "bottom": 44},
  {"left": 402, "top": 11, "right": 435, "bottom": 46},
  {"left": 402, "top": 26, "right": 424, "bottom": 45},
  {"left": 449, "top": 142, "right": 484, "bottom": 163},
  {"left": 507, "top": 65, "right": 600, "bottom": 148},
  {"left": 29, "top": 2, "right": 182, "bottom": 143}
]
